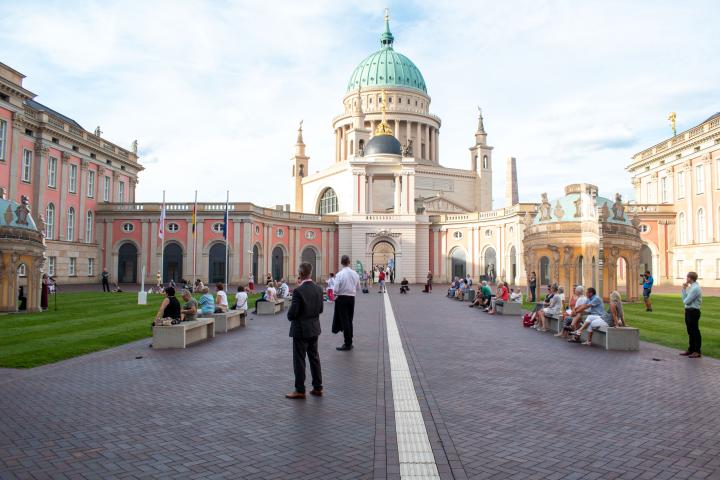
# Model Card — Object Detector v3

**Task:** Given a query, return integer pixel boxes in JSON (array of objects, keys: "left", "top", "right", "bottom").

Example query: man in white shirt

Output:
[
  {"left": 278, "top": 280, "right": 290, "bottom": 299},
  {"left": 331, "top": 255, "right": 361, "bottom": 351}
]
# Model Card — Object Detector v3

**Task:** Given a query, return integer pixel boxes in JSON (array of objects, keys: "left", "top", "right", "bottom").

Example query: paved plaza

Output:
[{"left": 1, "top": 289, "right": 719, "bottom": 480}]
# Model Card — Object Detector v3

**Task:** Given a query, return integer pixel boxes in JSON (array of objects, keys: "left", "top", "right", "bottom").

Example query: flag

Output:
[
  {"left": 222, "top": 196, "right": 229, "bottom": 240},
  {"left": 158, "top": 203, "right": 166, "bottom": 239},
  {"left": 191, "top": 202, "right": 197, "bottom": 236}
]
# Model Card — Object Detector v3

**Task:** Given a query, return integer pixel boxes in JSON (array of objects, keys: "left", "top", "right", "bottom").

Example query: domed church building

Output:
[{"left": 292, "top": 13, "right": 529, "bottom": 283}]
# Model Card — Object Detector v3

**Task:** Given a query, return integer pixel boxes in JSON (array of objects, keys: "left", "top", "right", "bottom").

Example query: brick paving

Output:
[
  {"left": 389, "top": 288, "right": 720, "bottom": 480},
  {"left": 2, "top": 287, "right": 719, "bottom": 479}
]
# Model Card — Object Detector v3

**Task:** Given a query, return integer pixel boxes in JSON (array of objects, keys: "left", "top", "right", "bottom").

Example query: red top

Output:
[
  {"left": 500, "top": 286, "right": 509, "bottom": 301},
  {"left": 379, "top": 271, "right": 386, "bottom": 281}
]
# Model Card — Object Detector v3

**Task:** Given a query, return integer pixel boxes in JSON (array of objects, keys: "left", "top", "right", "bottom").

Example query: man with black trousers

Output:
[
  {"left": 101, "top": 268, "right": 110, "bottom": 292},
  {"left": 332, "top": 255, "right": 361, "bottom": 351},
  {"left": 286, "top": 262, "right": 324, "bottom": 399},
  {"left": 680, "top": 271, "right": 703, "bottom": 359}
]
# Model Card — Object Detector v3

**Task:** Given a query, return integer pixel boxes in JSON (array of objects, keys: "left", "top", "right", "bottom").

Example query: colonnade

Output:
[{"left": 335, "top": 120, "right": 439, "bottom": 163}]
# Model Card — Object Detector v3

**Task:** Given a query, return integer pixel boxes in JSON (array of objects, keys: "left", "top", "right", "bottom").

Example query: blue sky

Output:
[{"left": 1, "top": 0, "right": 719, "bottom": 207}]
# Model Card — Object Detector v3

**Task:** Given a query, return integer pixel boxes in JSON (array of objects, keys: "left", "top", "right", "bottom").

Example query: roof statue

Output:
[
  {"left": 668, "top": 112, "right": 677, "bottom": 136},
  {"left": 374, "top": 90, "right": 393, "bottom": 136},
  {"left": 131, "top": 140, "right": 138, "bottom": 154},
  {"left": 477, "top": 106, "right": 486, "bottom": 133},
  {"left": 94, "top": 126, "right": 102, "bottom": 137},
  {"left": 297, "top": 120, "right": 304, "bottom": 144}
]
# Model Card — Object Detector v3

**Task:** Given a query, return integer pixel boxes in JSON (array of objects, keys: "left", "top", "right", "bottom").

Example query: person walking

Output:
[
  {"left": 332, "top": 255, "right": 360, "bottom": 351},
  {"left": 641, "top": 270, "right": 654, "bottom": 312},
  {"left": 680, "top": 271, "right": 703, "bottom": 359},
  {"left": 286, "top": 262, "right": 324, "bottom": 399},
  {"left": 101, "top": 268, "right": 110, "bottom": 292},
  {"left": 378, "top": 269, "right": 386, "bottom": 293}
]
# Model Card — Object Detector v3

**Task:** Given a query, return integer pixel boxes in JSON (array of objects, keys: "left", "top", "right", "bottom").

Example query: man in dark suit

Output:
[{"left": 286, "top": 262, "right": 324, "bottom": 399}]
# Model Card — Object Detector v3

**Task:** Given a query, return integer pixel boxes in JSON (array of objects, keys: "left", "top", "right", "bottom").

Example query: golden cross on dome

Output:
[{"left": 384, "top": 7, "right": 389, "bottom": 21}]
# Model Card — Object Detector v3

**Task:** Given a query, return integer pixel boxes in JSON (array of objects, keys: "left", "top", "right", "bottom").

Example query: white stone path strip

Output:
[{"left": 383, "top": 292, "right": 440, "bottom": 479}]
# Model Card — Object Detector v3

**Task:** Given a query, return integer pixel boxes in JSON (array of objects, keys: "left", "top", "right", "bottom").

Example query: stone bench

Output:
[
  {"left": 152, "top": 318, "right": 215, "bottom": 349},
  {"left": 282, "top": 297, "right": 292, "bottom": 309},
  {"left": 545, "top": 313, "right": 563, "bottom": 333},
  {"left": 207, "top": 310, "right": 247, "bottom": 333},
  {"left": 581, "top": 326, "right": 639, "bottom": 351},
  {"left": 463, "top": 289, "right": 476, "bottom": 302},
  {"left": 495, "top": 300, "right": 522, "bottom": 316},
  {"left": 257, "top": 299, "right": 284, "bottom": 315}
]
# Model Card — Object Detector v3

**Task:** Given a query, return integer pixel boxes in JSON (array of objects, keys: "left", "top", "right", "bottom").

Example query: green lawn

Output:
[
  {"left": 0, "top": 291, "right": 261, "bottom": 368},
  {"left": 523, "top": 294, "right": 719, "bottom": 358}
]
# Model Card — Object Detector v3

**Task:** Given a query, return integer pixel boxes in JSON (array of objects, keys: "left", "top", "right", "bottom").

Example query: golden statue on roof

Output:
[{"left": 374, "top": 90, "right": 393, "bottom": 136}]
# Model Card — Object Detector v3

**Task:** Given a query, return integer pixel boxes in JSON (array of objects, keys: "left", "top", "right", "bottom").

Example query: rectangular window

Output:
[
  {"left": 717, "top": 159, "right": 720, "bottom": 189},
  {"left": 661, "top": 177, "right": 668, "bottom": 203},
  {"left": 678, "top": 170, "right": 685, "bottom": 198},
  {"left": 69, "top": 257, "right": 76, "bottom": 276},
  {"left": 87, "top": 171, "right": 95, "bottom": 198},
  {"left": 0, "top": 119, "right": 6, "bottom": 160},
  {"left": 676, "top": 260, "right": 684, "bottom": 279},
  {"left": 695, "top": 165, "right": 704, "bottom": 194},
  {"left": 645, "top": 181, "right": 653, "bottom": 203},
  {"left": 119, "top": 181, "right": 125, "bottom": 203},
  {"left": 48, "top": 156, "right": 58, "bottom": 188},
  {"left": 88, "top": 258, "right": 94, "bottom": 276},
  {"left": 695, "top": 259, "right": 703, "bottom": 278},
  {"left": 103, "top": 176, "right": 110, "bottom": 202},
  {"left": 22, "top": 149, "right": 32, "bottom": 182},
  {"left": 69, "top": 164, "right": 78, "bottom": 193},
  {"left": 48, "top": 256, "right": 56, "bottom": 277}
]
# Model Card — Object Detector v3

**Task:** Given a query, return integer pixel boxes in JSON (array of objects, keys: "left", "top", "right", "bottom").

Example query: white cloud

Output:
[{"left": 1, "top": 0, "right": 718, "bottom": 207}]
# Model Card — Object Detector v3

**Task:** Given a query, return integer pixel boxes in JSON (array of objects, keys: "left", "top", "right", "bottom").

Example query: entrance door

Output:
[
  {"left": 451, "top": 248, "right": 466, "bottom": 279},
  {"left": 252, "top": 245, "right": 259, "bottom": 281},
  {"left": 272, "top": 246, "right": 284, "bottom": 281},
  {"left": 118, "top": 243, "right": 137, "bottom": 283},
  {"left": 209, "top": 243, "right": 226, "bottom": 284},
  {"left": 372, "top": 241, "right": 396, "bottom": 283},
  {"left": 163, "top": 243, "right": 183, "bottom": 283},
  {"left": 301, "top": 247, "right": 317, "bottom": 281}
]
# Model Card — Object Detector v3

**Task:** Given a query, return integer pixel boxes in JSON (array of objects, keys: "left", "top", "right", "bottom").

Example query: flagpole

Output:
[
  {"left": 160, "top": 190, "right": 165, "bottom": 287},
  {"left": 192, "top": 190, "right": 197, "bottom": 282},
  {"left": 224, "top": 190, "right": 229, "bottom": 288}
]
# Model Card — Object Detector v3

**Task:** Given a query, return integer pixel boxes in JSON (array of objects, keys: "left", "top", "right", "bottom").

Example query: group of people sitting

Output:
[
  {"left": 153, "top": 282, "right": 251, "bottom": 327},
  {"left": 446, "top": 275, "right": 474, "bottom": 299},
  {"left": 527, "top": 283, "right": 625, "bottom": 345}
]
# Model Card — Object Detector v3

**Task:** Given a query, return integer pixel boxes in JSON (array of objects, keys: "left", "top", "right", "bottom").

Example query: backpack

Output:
[{"left": 522, "top": 313, "right": 534, "bottom": 328}]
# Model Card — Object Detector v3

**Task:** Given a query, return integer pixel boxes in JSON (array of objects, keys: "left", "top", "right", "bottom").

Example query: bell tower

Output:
[
  {"left": 290, "top": 121, "right": 309, "bottom": 212},
  {"left": 469, "top": 107, "right": 493, "bottom": 211}
]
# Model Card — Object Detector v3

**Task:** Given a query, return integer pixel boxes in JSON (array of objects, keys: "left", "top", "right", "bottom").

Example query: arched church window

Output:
[
  {"left": 318, "top": 188, "right": 339, "bottom": 215},
  {"left": 299, "top": 164, "right": 304, "bottom": 177},
  {"left": 483, "top": 155, "right": 488, "bottom": 169}
]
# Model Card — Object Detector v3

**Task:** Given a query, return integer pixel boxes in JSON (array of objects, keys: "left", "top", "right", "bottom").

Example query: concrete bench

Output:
[
  {"left": 495, "top": 300, "right": 522, "bottom": 316},
  {"left": 581, "top": 326, "right": 639, "bottom": 351},
  {"left": 207, "top": 310, "right": 247, "bottom": 333},
  {"left": 152, "top": 318, "right": 215, "bottom": 349},
  {"left": 545, "top": 313, "right": 562, "bottom": 333},
  {"left": 282, "top": 297, "right": 292, "bottom": 309},
  {"left": 463, "top": 289, "right": 476, "bottom": 302},
  {"left": 257, "top": 299, "right": 284, "bottom": 315}
]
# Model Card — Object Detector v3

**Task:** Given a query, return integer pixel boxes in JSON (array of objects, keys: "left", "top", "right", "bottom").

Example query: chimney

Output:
[{"left": 505, "top": 156, "right": 518, "bottom": 206}]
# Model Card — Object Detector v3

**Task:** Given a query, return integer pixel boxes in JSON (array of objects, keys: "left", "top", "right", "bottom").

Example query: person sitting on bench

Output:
[
  {"left": 533, "top": 284, "right": 561, "bottom": 331},
  {"left": 198, "top": 286, "right": 215, "bottom": 315},
  {"left": 469, "top": 281, "right": 491, "bottom": 308},
  {"left": 487, "top": 282, "right": 509, "bottom": 314},
  {"left": 233, "top": 285, "right": 248, "bottom": 311},
  {"left": 214, "top": 283, "right": 228, "bottom": 313},
  {"left": 253, "top": 282, "right": 277, "bottom": 313},
  {"left": 447, "top": 277, "right": 460, "bottom": 298},
  {"left": 180, "top": 289, "right": 198, "bottom": 322},
  {"left": 455, "top": 279, "right": 468, "bottom": 300},
  {"left": 400, "top": 278, "right": 409, "bottom": 294},
  {"left": 556, "top": 285, "right": 587, "bottom": 338},
  {"left": 574, "top": 290, "right": 624, "bottom": 345},
  {"left": 154, "top": 287, "right": 181, "bottom": 326},
  {"left": 510, "top": 288, "right": 523, "bottom": 303}
]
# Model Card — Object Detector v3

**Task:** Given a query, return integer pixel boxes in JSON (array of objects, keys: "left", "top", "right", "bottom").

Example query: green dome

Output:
[{"left": 346, "top": 16, "right": 427, "bottom": 93}]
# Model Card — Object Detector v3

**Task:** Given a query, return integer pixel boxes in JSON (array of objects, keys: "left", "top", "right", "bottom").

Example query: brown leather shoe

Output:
[
  {"left": 688, "top": 352, "right": 702, "bottom": 358},
  {"left": 679, "top": 351, "right": 691, "bottom": 356},
  {"left": 285, "top": 391, "right": 306, "bottom": 399},
  {"left": 310, "top": 389, "right": 323, "bottom": 397}
]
